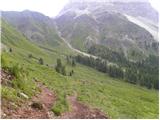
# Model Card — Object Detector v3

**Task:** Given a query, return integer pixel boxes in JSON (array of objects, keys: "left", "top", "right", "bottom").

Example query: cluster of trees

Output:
[
  {"left": 55, "top": 59, "right": 66, "bottom": 76},
  {"left": 152, "top": 42, "right": 159, "bottom": 51},
  {"left": 89, "top": 45, "right": 159, "bottom": 89},
  {"left": 108, "top": 65, "right": 124, "bottom": 79},
  {"left": 75, "top": 55, "right": 124, "bottom": 79},
  {"left": 28, "top": 54, "right": 75, "bottom": 76},
  {"left": 55, "top": 58, "right": 75, "bottom": 76},
  {"left": 9, "top": 48, "right": 12, "bottom": 52},
  {"left": 28, "top": 54, "right": 44, "bottom": 65},
  {"left": 75, "top": 54, "right": 159, "bottom": 90},
  {"left": 124, "top": 55, "right": 159, "bottom": 89},
  {"left": 88, "top": 45, "right": 127, "bottom": 65},
  {"left": 39, "top": 58, "right": 44, "bottom": 65},
  {"left": 66, "top": 56, "right": 76, "bottom": 67}
]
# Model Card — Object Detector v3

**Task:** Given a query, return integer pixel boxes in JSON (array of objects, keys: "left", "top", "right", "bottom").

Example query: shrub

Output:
[
  {"left": 52, "top": 107, "right": 61, "bottom": 116},
  {"left": 8, "top": 64, "right": 35, "bottom": 97},
  {"left": 1, "top": 86, "right": 19, "bottom": 101},
  {"left": 9, "top": 48, "right": 12, "bottom": 52},
  {"left": 55, "top": 59, "right": 66, "bottom": 76},
  {"left": 52, "top": 94, "right": 69, "bottom": 116},
  {"left": 39, "top": 58, "right": 44, "bottom": 65},
  {"left": 1, "top": 54, "right": 9, "bottom": 70},
  {"left": 10, "top": 64, "right": 23, "bottom": 78},
  {"left": 28, "top": 54, "right": 33, "bottom": 58},
  {"left": 61, "top": 66, "right": 66, "bottom": 76}
]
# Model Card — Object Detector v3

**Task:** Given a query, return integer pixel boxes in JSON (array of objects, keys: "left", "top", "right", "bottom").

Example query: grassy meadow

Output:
[{"left": 1, "top": 19, "right": 159, "bottom": 119}]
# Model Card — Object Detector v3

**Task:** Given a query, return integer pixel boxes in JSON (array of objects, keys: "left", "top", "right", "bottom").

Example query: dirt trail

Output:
[
  {"left": 59, "top": 94, "right": 108, "bottom": 119},
  {"left": 1, "top": 70, "right": 108, "bottom": 119},
  {"left": 2, "top": 83, "right": 56, "bottom": 119}
]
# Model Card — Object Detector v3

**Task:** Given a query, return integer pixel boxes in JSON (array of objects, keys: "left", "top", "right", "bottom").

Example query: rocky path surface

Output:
[
  {"left": 59, "top": 94, "right": 108, "bottom": 119},
  {"left": 1, "top": 69, "right": 108, "bottom": 119},
  {"left": 2, "top": 82, "right": 56, "bottom": 119}
]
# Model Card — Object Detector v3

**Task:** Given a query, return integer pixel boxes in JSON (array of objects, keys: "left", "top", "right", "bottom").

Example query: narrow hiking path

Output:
[
  {"left": 59, "top": 94, "right": 108, "bottom": 119},
  {"left": 2, "top": 82, "right": 56, "bottom": 119},
  {"left": 1, "top": 70, "right": 108, "bottom": 119},
  {"left": 2, "top": 84, "right": 107, "bottom": 119}
]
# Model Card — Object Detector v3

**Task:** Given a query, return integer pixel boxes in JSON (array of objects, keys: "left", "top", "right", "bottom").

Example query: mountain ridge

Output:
[{"left": 55, "top": 2, "right": 158, "bottom": 60}]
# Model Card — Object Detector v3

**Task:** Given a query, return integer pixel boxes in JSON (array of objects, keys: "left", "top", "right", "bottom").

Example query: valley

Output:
[{"left": 1, "top": 0, "right": 159, "bottom": 119}]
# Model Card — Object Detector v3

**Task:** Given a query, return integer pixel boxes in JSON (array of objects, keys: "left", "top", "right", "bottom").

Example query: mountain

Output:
[
  {"left": 1, "top": 19, "right": 158, "bottom": 119},
  {"left": 67, "top": 0, "right": 158, "bottom": 23},
  {"left": 1, "top": 6, "right": 159, "bottom": 119},
  {"left": 2, "top": 10, "right": 63, "bottom": 48},
  {"left": 55, "top": 1, "right": 158, "bottom": 60},
  {"left": 1, "top": 18, "right": 46, "bottom": 56}
]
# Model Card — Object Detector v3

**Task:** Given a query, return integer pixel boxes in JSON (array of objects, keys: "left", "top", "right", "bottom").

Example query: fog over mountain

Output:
[
  {"left": 69, "top": 0, "right": 149, "bottom": 3},
  {"left": 1, "top": 0, "right": 159, "bottom": 119},
  {"left": 55, "top": 0, "right": 158, "bottom": 59}
]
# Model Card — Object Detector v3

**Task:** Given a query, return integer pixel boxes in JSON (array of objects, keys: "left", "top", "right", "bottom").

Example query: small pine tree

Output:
[
  {"left": 61, "top": 66, "right": 66, "bottom": 76},
  {"left": 66, "top": 56, "right": 70, "bottom": 64},
  {"left": 57, "top": 59, "right": 62, "bottom": 68},
  {"left": 28, "top": 54, "right": 33, "bottom": 58},
  {"left": 71, "top": 70, "right": 74, "bottom": 74},
  {"left": 69, "top": 72, "right": 72, "bottom": 76},
  {"left": 39, "top": 58, "right": 44, "bottom": 65},
  {"left": 55, "top": 66, "right": 61, "bottom": 73},
  {"left": 9, "top": 48, "right": 12, "bottom": 52},
  {"left": 72, "top": 59, "right": 76, "bottom": 67}
]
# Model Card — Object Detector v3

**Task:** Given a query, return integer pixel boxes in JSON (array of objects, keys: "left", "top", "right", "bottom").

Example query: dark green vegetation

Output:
[
  {"left": 76, "top": 45, "right": 159, "bottom": 89},
  {"left": 87, "top": 44, "right": 159, "bottom": 89},
  {"left": 75, "top": 53, "right": 159, "bottom": 89},
  {"left": 1, "top": 10, "right": 159, "bottom": 119},
  {"left": 55, "top": 58, "right": 67, "bottom": 76}
]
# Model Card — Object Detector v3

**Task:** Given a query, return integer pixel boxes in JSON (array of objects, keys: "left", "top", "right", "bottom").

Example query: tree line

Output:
[
  {"left": 74, "top": 54, "right": 159, "bottom": 90},
  {"left": 55, "top": 57, "right": 76, "bottom": 76}
]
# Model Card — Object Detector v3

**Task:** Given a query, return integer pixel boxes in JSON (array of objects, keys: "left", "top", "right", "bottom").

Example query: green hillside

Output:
[
  {"left": 2, "top": 10, "right": 63, "bottom": 48},
  {"left": 1, "top": 18, "right": 158, "bottom": 119}
]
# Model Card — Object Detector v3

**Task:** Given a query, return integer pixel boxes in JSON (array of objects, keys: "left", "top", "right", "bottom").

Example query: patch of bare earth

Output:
[
  {"left": 2, "top": 82, "right": 56, "bottom": 119},
  {"left": 1, "top": 69, "right": 108, "bottom": 119},
  {"left": 1, "top": 69, "right": 14, "bottom": 86},
  {"left": 59, "top": 95, "right": 108, "bottom": 119}
]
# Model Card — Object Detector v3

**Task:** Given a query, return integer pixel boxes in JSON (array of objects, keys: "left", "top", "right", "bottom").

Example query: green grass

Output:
[
  {"left": 72, "top": 65, "right": 158, "bottom": 118},
  {"left": 2, "top": 86, "right": 21, "bottom": 102},
  {"left": 1, "top": 19, "right": 159, "bottom": 119}
]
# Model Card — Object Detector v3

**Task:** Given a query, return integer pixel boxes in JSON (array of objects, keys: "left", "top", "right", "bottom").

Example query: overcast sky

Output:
[{"left": 0, "top": 0, "right": 159, "bottom": 17}]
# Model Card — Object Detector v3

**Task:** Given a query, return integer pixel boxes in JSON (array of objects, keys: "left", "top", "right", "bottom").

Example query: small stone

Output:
[
  {"left": 2, "top": 112, "right": 6, "bottom": 118},
  {"left": 18, "top": 92, "right": 29, "bottom": 99}
]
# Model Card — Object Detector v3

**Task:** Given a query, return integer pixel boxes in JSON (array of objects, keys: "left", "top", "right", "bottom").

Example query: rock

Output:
[
  {"left": 18, "top": 92, "right": 29, "bottom": 99},
  {"left": 47, "top": 111, "right": 54, "bottom": 118},
  {"left": 48, "top": 93, "right": 52, "bottom": 96},
  {"left": 10, "top": 102, "right": 18, "bottom": 108},
  {"left": 2, "top": 113, "right": 6, "bottom": 118},
  {"left": 1, "top": 111, "right": 6, "bottom": 117}
]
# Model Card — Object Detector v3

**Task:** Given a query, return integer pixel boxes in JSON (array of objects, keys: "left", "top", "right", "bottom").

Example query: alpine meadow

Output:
[{"left": 1, "top": 0, "right": 159, "bottom": 119}]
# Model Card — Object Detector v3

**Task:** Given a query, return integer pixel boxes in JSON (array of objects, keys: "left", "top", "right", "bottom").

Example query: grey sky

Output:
[{"left": 0, "top": 0, "right": 159, "bottom": 17}]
